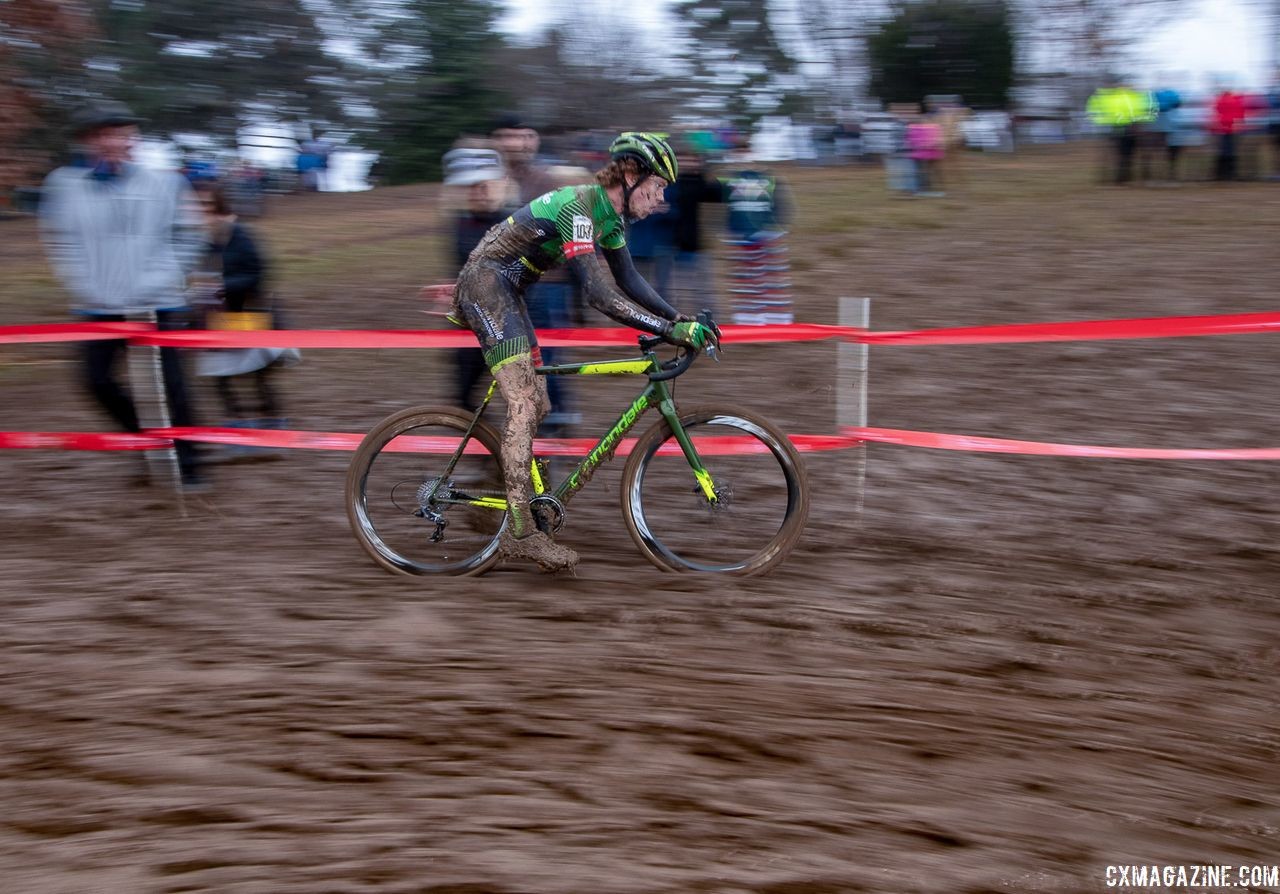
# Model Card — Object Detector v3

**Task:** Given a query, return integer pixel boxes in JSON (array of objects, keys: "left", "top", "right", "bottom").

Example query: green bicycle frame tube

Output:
[
  {"left": 452, "top": 352, "right": 718, "bottom": 511},
  {"left": 544, "top": 355, "right": 717, "bottom": 504}
]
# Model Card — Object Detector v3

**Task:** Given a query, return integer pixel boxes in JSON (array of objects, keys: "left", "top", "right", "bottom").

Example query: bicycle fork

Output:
[{"left": 658, "top": 398, "right": 719, "bottom": 504}]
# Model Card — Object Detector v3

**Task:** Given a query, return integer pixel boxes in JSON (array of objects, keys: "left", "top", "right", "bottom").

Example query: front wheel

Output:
[
  {"left": 346, "top": 406, "right": 507, "bottom": 576},
  {"left": 621, "top": 406, "right": 809, "bottom": 575}
]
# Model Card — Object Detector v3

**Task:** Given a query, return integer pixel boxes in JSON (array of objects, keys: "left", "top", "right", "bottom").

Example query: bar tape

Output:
[
  {"left": 6, "top": 426, "right": 1280, "bottom": 460},
  {"left": 6, "top": 311, "right": 1280, "bottom": 348}
]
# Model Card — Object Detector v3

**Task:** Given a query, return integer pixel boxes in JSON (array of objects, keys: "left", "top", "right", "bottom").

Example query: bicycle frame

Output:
[{"left": 435, "top": 351, "right": 719, "bottom": 514}]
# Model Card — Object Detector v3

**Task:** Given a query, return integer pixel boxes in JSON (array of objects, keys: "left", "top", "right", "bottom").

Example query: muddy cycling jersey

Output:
[
  {"left": 468, "top": 184, "right": 626, "bottom": 290},
  {"left": 453, "top": 181, "right": 681, "bottom": 373}
]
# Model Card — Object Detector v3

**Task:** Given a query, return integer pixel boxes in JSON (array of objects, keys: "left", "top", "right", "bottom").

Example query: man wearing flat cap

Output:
[{"left": 40, "top": 101, "right": 206, "bottom": 488}]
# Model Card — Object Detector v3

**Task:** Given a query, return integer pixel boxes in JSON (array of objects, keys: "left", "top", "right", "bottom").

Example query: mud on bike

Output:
[{"left": 345, "top": 312, "right": 809, "bottom": 576}]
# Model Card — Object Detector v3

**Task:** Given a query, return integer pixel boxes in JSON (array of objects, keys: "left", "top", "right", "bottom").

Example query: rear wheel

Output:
[
  {"left": 346, "top": 406, "right": 506, "bottom": 576},
  {"left": 620, "top": 405, "right": 809, "bottom": 575}
]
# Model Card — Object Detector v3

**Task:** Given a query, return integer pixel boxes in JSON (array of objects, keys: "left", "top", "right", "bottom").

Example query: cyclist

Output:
[{"left": 449, "top": 131, "right": 718, "bottom": 572}]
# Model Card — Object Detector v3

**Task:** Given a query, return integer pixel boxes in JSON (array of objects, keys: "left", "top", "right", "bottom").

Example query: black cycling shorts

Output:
[{"left": 450, "top": 261, "right": 542, "bottom": 372}]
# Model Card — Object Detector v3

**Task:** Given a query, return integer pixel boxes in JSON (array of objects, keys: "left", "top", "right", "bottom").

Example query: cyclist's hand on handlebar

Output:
[{"left": 667, "top": 320, "right": 719, "bottom": 351}]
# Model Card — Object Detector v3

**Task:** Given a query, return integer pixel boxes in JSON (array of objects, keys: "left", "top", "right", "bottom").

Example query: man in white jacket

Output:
[{"left": 40, "top": 102, "right": 206, "bottom": 488}]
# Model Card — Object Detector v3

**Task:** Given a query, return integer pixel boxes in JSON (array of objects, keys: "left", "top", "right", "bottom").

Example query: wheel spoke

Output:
[
  {"left": 347, "top": 410, "right": 506, "bottom": 575},
  {"left": 623, "top": 408, "right": 808, "bottom": 575}
]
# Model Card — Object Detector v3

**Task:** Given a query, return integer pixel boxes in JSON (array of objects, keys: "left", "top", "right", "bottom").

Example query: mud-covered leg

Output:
[
  {"left": 493, "top": 356, "right": 578, "bottom": 571},
  {"left": 493, "top": 355, "right": 548, "bottom": 537}
]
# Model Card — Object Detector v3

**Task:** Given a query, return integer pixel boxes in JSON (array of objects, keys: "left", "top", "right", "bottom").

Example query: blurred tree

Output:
[
  {"left": 492, "top": 23, "right": 678, "bottom": 134},
  {"left": 868, "top": 0, "right": 1015, "bottom": 108},
  {"left": 782, "top": 1, "right": 872, "bottom": 114},
  {"left": 1012, "top": 0, "right": 1192, "bottom": 109},
  {"left": 0, "top": 0, "right": 95, "bottom": 194},
  {"left": 86, "top": 0, "right": 347, "bottom": 139},
  {"left": 670, "top": 0, "right": 805, "bottom": 128},
  {"left": 1016, "top": 0, "right": 1190, "bottom": 79},
  {"left": 359, "top": 0, "right": 507, "bottom": 184}
]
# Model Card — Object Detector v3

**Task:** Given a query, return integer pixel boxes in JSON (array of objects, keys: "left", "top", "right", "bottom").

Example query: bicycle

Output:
[{"left": 345, "top": 312, "right": 809, "bottom": 577}]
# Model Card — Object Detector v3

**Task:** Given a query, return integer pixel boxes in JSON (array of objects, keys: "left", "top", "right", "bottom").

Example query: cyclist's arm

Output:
[
  {"left": 601, "top": 244, "right": 683, "bottom": 322},
  {"left": 565, "top": 253, "right": 674, "bottom": 337}
]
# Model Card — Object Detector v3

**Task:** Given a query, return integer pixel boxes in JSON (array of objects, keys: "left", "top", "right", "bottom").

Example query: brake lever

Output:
[{"left": 696, "top": 309, "right": 722, "bottom": 362}]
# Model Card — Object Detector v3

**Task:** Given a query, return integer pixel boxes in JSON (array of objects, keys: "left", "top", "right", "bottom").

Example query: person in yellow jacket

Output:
[{"left": 1087, "top": 84, "right": 1156, "bottom": 184}]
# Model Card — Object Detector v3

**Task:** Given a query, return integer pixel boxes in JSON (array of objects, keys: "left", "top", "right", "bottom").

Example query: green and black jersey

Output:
[
  {"left": 453, "top": 180, "right": 681, "bottom": 369},
  {"left": 468, "top": 184, "right": 626, "bottom": 290}
]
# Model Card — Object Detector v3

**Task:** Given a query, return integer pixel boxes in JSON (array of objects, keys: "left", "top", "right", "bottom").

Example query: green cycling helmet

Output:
[{"left": 609, "top": 131, "right": 678, "bottom": 183}]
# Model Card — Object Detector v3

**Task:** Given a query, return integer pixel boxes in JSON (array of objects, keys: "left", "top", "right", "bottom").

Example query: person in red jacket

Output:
[{"left": 1211, "top": 88, "right": 1247, "bottom": 181}]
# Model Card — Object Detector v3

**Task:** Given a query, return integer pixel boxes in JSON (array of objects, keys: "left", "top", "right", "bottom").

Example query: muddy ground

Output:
[{"left": 1, "top": 149, "right": 1278, "bottom": 893}]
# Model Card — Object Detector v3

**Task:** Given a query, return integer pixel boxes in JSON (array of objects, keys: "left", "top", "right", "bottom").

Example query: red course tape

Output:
[
  {"left": 7, "top": 313, "right": 1280, "bottom": 348},
  {"left": 125, "top": 323, "right": 845, "bottom": 349},
  {"left": 859, "top": 311, "right": 1280, "bottom": 346},
  {"left": 5, "top": 426, "right": 1280, "bottom": 461},
  {"left": 844, "top": 428, "right": 1280, "bottom": 460},
  {"left": 7, "top": 313, "right": 1280, "bottom": 461},
  {"left": 157, "top": 427, "right": 820, "bottom": 457},
  {"left": 0, "top": 322, "right": 154, "bottom": 344},
  {"left": 0, "top": 431, "right": 172, "bottom": 450}
]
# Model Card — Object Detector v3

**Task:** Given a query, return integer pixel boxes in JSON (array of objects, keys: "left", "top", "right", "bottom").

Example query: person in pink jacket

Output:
[{"left": 906, "top": 117, "right": 945, "bottom": 196}]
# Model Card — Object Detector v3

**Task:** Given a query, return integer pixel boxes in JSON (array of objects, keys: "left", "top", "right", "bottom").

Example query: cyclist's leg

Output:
[
  {"left": 492, "top": 352, "right": 548, "bottom": 539},
  {"left": 455, "top": 266, "right": 575, "bottom": 570}
]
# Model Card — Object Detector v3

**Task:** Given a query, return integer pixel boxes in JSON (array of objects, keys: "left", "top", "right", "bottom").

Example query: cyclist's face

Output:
[{"left": 628, "top": 175, "right": 669, "bottom": 218}]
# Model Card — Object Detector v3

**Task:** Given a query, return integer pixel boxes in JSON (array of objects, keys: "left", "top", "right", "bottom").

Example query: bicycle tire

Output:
[
  {"left": 620, "top": 405, "right": 809, "bottom": 575},
  {"left": 346, "top": 406, "right": 507, "bottom": 576}
]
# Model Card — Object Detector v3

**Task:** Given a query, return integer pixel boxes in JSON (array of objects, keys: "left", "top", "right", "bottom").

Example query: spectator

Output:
[
  {"left": 438, "top": 144, "right": 512, "bottom": 411},
  {"left": 225, "top": 157, "right": 266, "bottom": 218},
  {"left": 39, "top": 101, "right": 206, "bottom": 488},
  {"left": 192, "top": 183, "right": 298, "bottom": 445},
  {"left": 491, "top": 113, "right": 554, "bottom": 204},
  {"left": 1152, "top": 89, "right": 1198, "bottom": 182},
  {"left": 1266, "top": 71, "right": 1280, "bottom": 180},
  {"left": 1211, "top": 86, "right": 1247, "bottom": 182},
  {"left": 906, "top": 113, "right": 945, "bottom": 196},
  {"left": 180, "top": 153, "right": 218, "bottom": 187},
  {"left": 1086, "top": 82, "right": 1155, "bottom": 184},
  {"left": 624, "top": 191, "right": 674, "bottom": 302},
  {"left": 297, "top": 134, "right": 331, "bottom": 192},
  {"left": 885, "top": 104, "right": 917, "bottom": 195},
  {"left": 719, "top": 150, "right": 792, "bottom": 325},
  {"left": 666, "top": 147, "right": 722, "bottom": 317},
  {"left": 932, "top": 98, "right": 971, "bottom": 191}
]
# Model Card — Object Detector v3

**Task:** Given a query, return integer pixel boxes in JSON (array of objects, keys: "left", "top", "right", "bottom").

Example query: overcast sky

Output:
[{"left": 1139, "top": 0, "right": 1275, "bottom": 90}]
